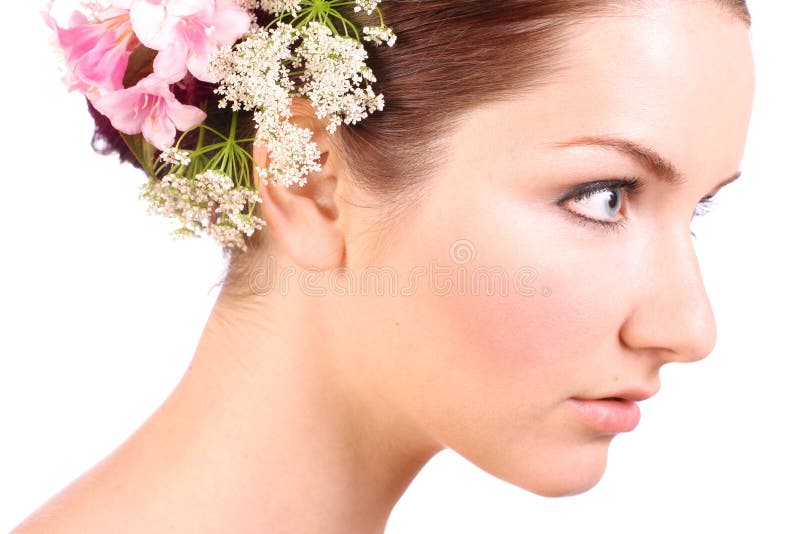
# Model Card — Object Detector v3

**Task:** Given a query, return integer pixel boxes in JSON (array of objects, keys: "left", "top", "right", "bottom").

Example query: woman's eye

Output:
[
  {"left": 564, "top": 185, "right": 627, "bottom": 225},
  {"left": 557, "top": 177, "right": 642, "bottom": 232},
  {"left": 559, "top": 178, "right": 720, "bottom": 236}
]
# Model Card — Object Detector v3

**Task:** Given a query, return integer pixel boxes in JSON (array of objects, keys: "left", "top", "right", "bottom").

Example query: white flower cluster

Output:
[
  {"left": 296, "top": 21, "right": 385, "bottom": 133},
  {"left": 210, "top": 19, "right": 389, "bottom": 188},
  {"left": 210, "top": 23, "right": 298, "bottom": 116},
  {"left": 253, "top": 0, "right": 381, "bottom": 17},
  {"left": 354, "top": 0, "right": 381, "bottom": 16},
  {"left": 259, "top": 0, "right": 303, "bottom": 16},
  {"left": 362, "top": 25, "right": 397, "bottom": 47},
  {"left": 254, "top": 109, "right": 323, "bottom": 188},
  {"left": 159, "top": 147, "right": 192, "bottom": 166},
  {"left": 139, "top": 170, "right": 267, "bottom": 250}
]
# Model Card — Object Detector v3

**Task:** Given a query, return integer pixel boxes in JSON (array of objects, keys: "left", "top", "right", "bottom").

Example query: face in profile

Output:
[{"left": 333, "top": 1, "right": 754, "bottom": 497}]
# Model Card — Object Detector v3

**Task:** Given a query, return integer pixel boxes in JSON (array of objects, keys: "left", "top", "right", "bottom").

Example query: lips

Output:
[
  {"left": 566, "top": 383, "right": 659, "bottom": 433},
  {"left": 566, "top": 397, "right": 642, "bottom": 433},
  {"left": 592, "top": 385, "right": 660, "bottom": 402}
]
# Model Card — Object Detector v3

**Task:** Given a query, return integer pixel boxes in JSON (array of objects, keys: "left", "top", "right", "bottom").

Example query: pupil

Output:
[{"left": 608, "top": 190, "right": 620, "bottom": 212}]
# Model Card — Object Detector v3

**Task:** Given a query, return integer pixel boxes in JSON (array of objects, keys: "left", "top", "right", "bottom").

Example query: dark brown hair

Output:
[{"left": 90, "top": 0, "right": 751, "bottom": 296}]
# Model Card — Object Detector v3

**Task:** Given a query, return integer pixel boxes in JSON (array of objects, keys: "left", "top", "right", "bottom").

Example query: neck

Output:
[{"left": 110, "top": 282, "right": 442, "bottom": 533}]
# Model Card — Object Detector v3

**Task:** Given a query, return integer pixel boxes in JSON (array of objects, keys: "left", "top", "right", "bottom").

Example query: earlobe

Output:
[{"left": 254, "top": 138, "right": 346, "bottom": 271}]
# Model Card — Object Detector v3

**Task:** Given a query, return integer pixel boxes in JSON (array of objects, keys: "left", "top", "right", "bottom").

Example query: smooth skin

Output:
[{"left": 15, "top": 1, "right": 754, "bottom": 533}]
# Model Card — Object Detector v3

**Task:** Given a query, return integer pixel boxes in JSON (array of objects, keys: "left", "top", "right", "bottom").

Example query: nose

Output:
[{"left": 618, "top": 225, "right": 717, "bottom": 365}]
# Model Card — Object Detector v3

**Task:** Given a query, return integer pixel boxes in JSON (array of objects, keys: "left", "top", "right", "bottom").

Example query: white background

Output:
[{"left": 1, "top": 1, "right": 798, "bottom": 532}]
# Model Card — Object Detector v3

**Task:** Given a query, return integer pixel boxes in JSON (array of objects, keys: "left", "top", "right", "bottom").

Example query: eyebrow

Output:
[{"left": 550, "top": 135, "right": 742, "bottom": 195}]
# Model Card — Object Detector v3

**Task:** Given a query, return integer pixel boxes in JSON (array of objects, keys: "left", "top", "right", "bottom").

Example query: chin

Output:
[
  {"left": 494, "top": 438, "right": 613, "bottom": 498},
  {"left": 530, "top": 475, "right": 604, "bottom": 498}
]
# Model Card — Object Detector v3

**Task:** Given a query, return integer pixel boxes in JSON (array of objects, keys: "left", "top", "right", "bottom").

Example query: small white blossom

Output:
[
  {"left": 296, "top": 21, "right": 385, "bottom": 133},
  {"left": 210, "top": 23, "right": 300, "bottom": 115},
  {"left": 260, "top": 0, "right": 303, "bottom": 16},
  {"left": 354, "top": 0, "right": 381, "bottom": 16},
  {"left": 255, "top": 117, "right": 322, "bottom": 188},
  {"left": 211, "top": 20, "right": 387, "bottom": 189},
  {"left": 362, "top": 25, "right": 396, "bottom": 47},
  {"left": 159, "top": 147, "right": 192, "bottom": 166},
  {"left": 139, "top": 171, "right": 266, "bottom": 250}
]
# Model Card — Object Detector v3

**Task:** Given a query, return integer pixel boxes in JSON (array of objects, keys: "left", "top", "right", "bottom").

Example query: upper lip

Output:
[{"left": 576, "top": 385, "right": 660, "bottom": 402}]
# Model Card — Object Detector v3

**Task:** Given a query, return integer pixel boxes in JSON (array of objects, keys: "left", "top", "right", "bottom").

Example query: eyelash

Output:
[{"left": 560, "top": 177, "right": 717, "bottom": 237}]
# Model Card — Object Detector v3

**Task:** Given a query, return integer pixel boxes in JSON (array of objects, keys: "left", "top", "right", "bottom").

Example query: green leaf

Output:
[{"left": 120, "top": 132, "right": 156, "bottom": 178}]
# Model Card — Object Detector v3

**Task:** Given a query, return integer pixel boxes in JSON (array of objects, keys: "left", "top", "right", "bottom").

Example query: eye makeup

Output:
[
  {"left": 556, "top": 177, "right": 642, "bottom": 233},
  {"left": 557, "top": 177, "right": 720, "bottom": 234}
]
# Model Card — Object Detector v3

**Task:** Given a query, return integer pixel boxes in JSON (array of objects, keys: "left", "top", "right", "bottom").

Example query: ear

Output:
[{"left": 253, "top": 103, "right": 346, "bottom": 271}]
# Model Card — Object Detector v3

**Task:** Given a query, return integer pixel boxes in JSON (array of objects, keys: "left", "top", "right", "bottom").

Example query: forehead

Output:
[{"left": 473, "top": 2, "right": 754, "bottom": 184}]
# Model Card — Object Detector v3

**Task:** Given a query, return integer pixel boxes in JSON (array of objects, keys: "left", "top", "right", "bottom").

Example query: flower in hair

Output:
[
  {"left": 43, "top": 2, "right": 139, "bottom": 100},
  {"left": 139, "top": 169, "right": 266, "bottom": 250},
  {"left": 93, "top": 73, "right": 208, "bottom": 150},
  {"left": 127, "top": 0, "right": 252, "bottom": 83},
  {"left": 44, "top": 0, "right": 395, "bottom": 251}
]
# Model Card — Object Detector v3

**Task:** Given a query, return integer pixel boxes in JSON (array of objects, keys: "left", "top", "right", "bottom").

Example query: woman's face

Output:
[{"left": 339, "top": 1, "right": 754, "bottom": 496}]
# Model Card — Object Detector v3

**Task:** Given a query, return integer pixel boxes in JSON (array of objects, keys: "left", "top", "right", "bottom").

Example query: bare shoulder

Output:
[
  {"left": 10, "top": 459, "right": 138, "bottom": 534},
  {"left": 12, "top": 490, "right": 88, "bottom": 534},
  {"left": 10, "top": 471, "right": 114, "bottom": 534}
]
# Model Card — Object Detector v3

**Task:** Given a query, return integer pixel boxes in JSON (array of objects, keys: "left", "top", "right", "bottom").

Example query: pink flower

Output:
[
  {"left": 44, "top": 3, "right": 140, "bottom": 100},
  {"left": 129, "top": 0, "right": 251, "bottom": 83},
  {"left": 92, "top": 74, "right": 207, "bottom": 149}
]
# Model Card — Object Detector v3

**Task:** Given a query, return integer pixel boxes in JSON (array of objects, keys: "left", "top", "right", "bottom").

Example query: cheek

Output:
[
  {"left": 382, "top": 215, "right": 626, "bottom": 438},
  {"left": 418, "top": 211, "right": 627, "bottom": 396},
  {"left": 432, "top": 254, "right": 613, "bottom": 398}
]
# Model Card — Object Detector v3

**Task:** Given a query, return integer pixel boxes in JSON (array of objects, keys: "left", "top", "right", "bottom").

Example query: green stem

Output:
[
  {"left": 376, "top": 6, "right": 385, "bottom": 27},
  {"left": 196, "top": 123, "right": 230, "bottom": 143},
  {"left": 327, "top": 8, "right": 360, "bottom": 39},
  {"left": 229, "top": 111, "right": 239, "bottom": 141},
  {"left": 197, "top": 127, "right": 206, "bottom": 152},
  {"left": 296, "top": 8, "right": 316, "bottom": 28}
]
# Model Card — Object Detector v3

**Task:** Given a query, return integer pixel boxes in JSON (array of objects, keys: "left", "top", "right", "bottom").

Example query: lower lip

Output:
[{"left": 566, "top": 398, "right": 641, "bottom": 434}]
